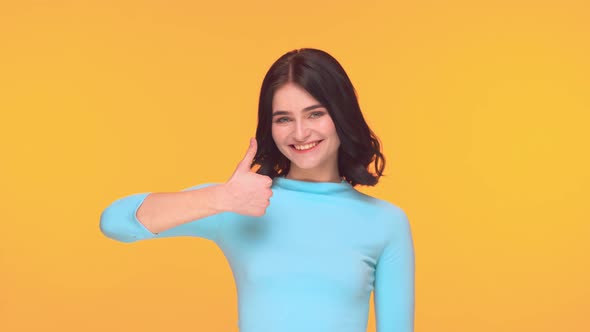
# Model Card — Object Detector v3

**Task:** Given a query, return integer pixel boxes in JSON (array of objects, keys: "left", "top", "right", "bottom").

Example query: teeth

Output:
[{"left": 294, "top": 141, "right": 319, "bottom": 150}]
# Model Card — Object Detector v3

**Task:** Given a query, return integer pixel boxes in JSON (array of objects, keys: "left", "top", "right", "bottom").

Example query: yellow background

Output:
[{"left": 1, "top": 0, "right": 588, "bottom": 331}]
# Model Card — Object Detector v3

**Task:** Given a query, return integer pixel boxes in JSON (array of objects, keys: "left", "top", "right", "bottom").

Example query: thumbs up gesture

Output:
[{"left": 220, "top": 138, "right": 273, "bottom": 217}]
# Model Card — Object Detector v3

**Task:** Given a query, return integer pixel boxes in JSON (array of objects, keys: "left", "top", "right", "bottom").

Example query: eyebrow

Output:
[{"left": 272, "top": 104, "right": 325, "bottom": 117}]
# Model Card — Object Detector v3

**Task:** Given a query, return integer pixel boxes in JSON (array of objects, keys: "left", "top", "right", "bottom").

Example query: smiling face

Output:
[{"left": 271, "top": 82, "right": 341, "bottom": 182}]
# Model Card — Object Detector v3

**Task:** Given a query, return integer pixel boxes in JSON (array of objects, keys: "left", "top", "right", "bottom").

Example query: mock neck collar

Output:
[{"left": 273, "top": 176, "right": 354, "bottom": 194}]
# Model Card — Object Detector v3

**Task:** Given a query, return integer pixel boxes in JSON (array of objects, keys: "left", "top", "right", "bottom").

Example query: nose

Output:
[{"left": 293, "top": 120, "right": 311, "bottom": 142}]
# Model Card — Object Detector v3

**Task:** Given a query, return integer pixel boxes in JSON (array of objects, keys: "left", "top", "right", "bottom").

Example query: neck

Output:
[{"left": 285, "top": 168, "right": 341, "bottom": 183}]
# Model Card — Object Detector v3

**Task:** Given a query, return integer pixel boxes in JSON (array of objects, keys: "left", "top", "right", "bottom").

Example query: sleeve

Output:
[
  {"left": 373, "top": 208, "right": 415, "bottom": 332},
  {"left": 99, "top": 183, "right": 225, "bottom": 243}
]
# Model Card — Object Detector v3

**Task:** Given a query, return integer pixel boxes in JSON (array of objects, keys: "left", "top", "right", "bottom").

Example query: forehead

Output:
[{"left": 272, "top": 83, "right": 322, "bottom": 111}]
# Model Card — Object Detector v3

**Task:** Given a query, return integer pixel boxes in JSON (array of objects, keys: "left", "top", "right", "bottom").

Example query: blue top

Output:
[{"left": 100, "top": 177, "right": 415, "bottom": 332}]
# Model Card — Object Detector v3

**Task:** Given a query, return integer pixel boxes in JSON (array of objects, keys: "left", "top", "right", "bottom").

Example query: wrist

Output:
[{"left": 209, "top": 183, "right": 232, "bottom": 213}]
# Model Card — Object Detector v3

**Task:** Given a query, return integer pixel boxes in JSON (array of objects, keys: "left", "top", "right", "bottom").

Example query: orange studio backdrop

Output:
[{"left": 0, "top": 0, "right": 589, "bottom": 331}]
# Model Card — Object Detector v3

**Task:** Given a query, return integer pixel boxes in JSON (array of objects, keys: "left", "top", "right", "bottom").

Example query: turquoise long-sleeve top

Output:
[{"left": 100, "top": 177, "right": 415, "bottom": 332}]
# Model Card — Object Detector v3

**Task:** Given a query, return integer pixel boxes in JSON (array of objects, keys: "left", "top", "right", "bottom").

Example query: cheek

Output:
[
  {"left": 271, "top": 125, "right": 286, "bottom": 145},
  {"left": 271, "top": 125, "right": 289, "bottom": 139},
  {"left": 271, "top": 126, "right": 278, "bottom": 141},
  {"left": 320, "top": 120, "right": 340, "bottom": 147},
  {"left": 319, "top": 118, "right": 338, "bottom": 136}
]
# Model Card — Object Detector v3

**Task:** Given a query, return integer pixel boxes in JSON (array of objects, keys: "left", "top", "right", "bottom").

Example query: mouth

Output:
[{"left": 289, "top": 140, "right": 323, "bottom": 153}]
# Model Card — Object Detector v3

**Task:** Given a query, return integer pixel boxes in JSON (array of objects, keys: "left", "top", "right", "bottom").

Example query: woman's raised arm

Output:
[{"left": 99, "top": 138, "right": 273, "bottom": 243}]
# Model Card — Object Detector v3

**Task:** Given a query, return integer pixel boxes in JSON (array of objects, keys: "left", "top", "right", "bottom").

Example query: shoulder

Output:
[
  {"left": 354, "top": 192, "right": 411, "bottom": 233},
  {"left": 352, "top": 190, "right": 407, "bottom": 217}
]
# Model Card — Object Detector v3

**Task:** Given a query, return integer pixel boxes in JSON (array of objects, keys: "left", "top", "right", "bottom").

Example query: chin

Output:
[{"left": 291, "top": 163, "right": 320, "bottom": 170}]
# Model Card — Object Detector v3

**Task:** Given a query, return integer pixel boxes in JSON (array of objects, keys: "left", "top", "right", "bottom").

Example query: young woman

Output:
[{"left": 100, "top": 48, "right": 415, "bottom": 332}]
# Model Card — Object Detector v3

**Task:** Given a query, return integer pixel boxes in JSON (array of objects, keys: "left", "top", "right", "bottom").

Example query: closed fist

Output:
[{"left": 221, "top": 138, "right": 273, "bottom": 217}]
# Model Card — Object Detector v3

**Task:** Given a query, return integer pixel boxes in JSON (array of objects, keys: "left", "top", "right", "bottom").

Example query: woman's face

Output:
[{"left": 271, "top": 82, "right": 341, "bottom": 181}]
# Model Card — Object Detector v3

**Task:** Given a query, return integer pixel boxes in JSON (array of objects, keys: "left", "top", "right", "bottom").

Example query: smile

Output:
[{"left": 290, "top": 140, "right": 323, "bottom": 153}]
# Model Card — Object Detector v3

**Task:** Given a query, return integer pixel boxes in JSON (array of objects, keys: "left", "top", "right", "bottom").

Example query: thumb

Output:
[{"left": 236, "top": 137, "right": 257, "bottom": 173}]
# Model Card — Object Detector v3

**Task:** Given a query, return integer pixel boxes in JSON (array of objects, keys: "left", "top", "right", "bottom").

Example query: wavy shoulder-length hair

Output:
[{"left": 252, "top": 48, "right": 386, "bottom": 187}]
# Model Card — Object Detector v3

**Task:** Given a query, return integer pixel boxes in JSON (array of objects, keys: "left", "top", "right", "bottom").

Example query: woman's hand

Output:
[{"left": 220, "top": 138, "right": 273, "bottom": 217}]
